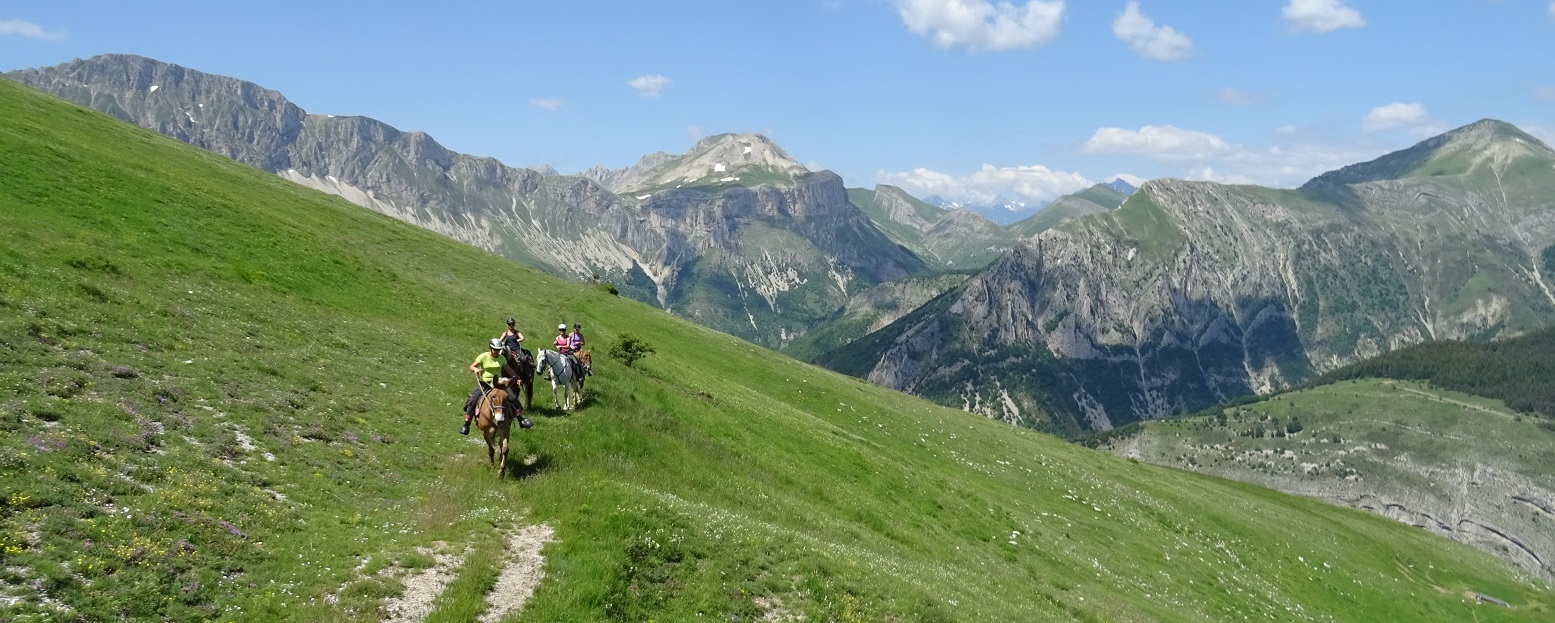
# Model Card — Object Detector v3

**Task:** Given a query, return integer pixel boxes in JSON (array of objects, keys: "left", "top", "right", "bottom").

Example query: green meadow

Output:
[{"left": 1, "top": 77, "right": 1551, "bottom": 621}]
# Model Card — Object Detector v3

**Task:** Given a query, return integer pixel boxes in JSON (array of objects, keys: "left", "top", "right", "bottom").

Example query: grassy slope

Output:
[
  {"left": 1096, "top": 379, "right": 1555, "bottom": 578},
  {"left": 1, "top": 78, "right": 1552, "bottom": 622}
]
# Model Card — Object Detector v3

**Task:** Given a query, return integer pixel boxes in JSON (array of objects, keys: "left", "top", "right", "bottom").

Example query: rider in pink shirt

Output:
[{"left": 553, "top": 324, "right": 572, "bottom": 354}]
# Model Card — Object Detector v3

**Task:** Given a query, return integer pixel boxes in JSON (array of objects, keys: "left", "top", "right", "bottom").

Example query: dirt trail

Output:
[
  {"left": 479, "top": 523, "right": 557, "bottom": 623},
  {"left": 383, "top": 545, "right": 464, "bottom": 623},
  {"left": 1383, "top": 381, "right": 1517, "bottom": 419}
]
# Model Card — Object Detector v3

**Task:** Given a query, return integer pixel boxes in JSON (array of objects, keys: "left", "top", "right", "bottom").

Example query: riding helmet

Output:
[
  {"left": 558, "top": 324, "right": 567, "bottom": 330},
  {"left": 489, "top": 338, "right": 503, "bottom": 350}
]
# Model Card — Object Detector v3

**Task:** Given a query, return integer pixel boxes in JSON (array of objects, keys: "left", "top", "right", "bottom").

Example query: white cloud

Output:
[
  {"left": 627, "top": 74, "right": 672, "bottom": 98},
  {"left": 1083, "top": 122, "right": 1384, "bottom": 187},
  {"left": 1538, "top": 86, "right": 1555, "bottom": 101},
  {"left": 0, "top": 18, "right": 67, "bottom": 40},
  {"left": 529, "top": 98, "right": 564, "bottom": 111},
  {"left": 1361, "top": 102, "right": 1446, "bottom": 137},
  {"left": 1549, "top": 1, "right": 1554, "bottom": 19},
  {"left": 1282, "top": 0, "right": 1365, "bottom": 34},
  {"left": 1275, "top": 124, "right": 1299, "bottom": 136},
  {"left": 892, "top": 0, "right": 1065, "bottom": 52},
  {"left": 1216, "top": 88, "right": 1260, "bottom": 106},
  {"left": 877, "top": 163, "right": 1092, "bottom": 205},
  {"left": 1083, "top": 125, "right": 1237, "bottom": 162},
  {"left": 1112, "top": 2, "right": 1194, "bottom": 62},
  {"left": 687, "top": 125, "right": 705, "bottom": 142}
]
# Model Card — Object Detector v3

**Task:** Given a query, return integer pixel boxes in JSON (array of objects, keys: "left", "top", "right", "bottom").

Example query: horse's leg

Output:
[
  {"left": 484, "top": 429, "right": 495, "bottom": 467},
  {"left": 498, "top": 434, "right": 509, "bottom": 479}
]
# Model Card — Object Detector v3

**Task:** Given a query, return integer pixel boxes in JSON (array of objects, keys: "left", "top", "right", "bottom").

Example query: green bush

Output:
[{"left": 609, "top": 334, "right": 655, "bottom": 367}]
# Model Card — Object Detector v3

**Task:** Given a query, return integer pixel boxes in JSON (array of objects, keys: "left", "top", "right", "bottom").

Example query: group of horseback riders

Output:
[{"left": 461, "top": 317, "right": 591, "bottom": 435}]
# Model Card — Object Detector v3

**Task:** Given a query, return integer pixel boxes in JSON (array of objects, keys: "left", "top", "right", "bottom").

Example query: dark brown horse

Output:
[
  {"left": 575, "top": 349, "right": 591, "bottom": 399},
  {"left": 474, "top": 377, "right": 525, "bottom": 478},
  {"left": 503, "top": 348, "right": 536, "bottom": 409}
]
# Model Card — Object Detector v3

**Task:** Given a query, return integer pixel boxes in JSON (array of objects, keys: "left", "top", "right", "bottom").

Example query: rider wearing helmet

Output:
[
  {"left": 554, "top": 323, "right": 583, "bottom": 380},
  {"left": 568, "top": 323, "right": 592, "bottom": 376},
  {"left": 553, "top": 324, "right": 572, "bottom": 355},
  {"left": 463, "top": 337, "right": 518, "bottom": 435},
  {"left": 500, "top": 317, "right": 531, "bottom": 371},
  {"left": 501, "top": 317, "right": 525, "bottom": 353}
]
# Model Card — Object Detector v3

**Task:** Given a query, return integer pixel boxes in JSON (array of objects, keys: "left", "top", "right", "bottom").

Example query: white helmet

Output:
[
  {"left": 558, "top": 324, "right": 568, "bottom": 330},
  {"left": 489, "top": 338, "right": 503, "bottom": 350}
]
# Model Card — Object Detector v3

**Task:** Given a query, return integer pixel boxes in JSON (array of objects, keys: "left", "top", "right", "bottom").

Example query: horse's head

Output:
[
  {"left": 486, "top": 383, "right": 510, "bottom": 424},
  {"left": 577, "top": 350, "right": 591, "bottom": 366}
]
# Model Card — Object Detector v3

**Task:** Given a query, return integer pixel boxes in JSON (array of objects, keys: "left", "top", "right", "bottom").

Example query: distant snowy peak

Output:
[{"left": 922, "top": 195, "right": 1037, "bottom": 226}]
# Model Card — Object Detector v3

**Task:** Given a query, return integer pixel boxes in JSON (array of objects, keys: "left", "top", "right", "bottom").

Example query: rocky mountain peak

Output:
[
  {"left": 1303, "top": 119, "right": 1553, "bottom": 189},
  {"left": 610, "top": 133, "right": 809, "bottom": 194}
]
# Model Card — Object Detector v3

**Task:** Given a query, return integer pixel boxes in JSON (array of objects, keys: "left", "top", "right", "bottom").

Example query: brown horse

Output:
[
  {"left": 474, "top": 377, "right": 526, "bottom": 478},
  {"left": 503, "top": 348, "right": 537, "bottom": 409},
  {"left": 575, "top": 349, "right": 592, "bottom": 399}
]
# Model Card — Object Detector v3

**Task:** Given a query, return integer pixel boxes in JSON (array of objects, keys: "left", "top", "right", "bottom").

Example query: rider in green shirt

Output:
[{"left": 463, "top": 338, "right": 517, "bottom": 435}]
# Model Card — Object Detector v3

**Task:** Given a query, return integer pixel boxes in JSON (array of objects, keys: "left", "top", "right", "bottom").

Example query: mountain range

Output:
[
  {"left": 4, "top": 55, "right": 925, "bottom": 348},
  {"left": 4, "top": 70, "right": 1551, "bottom": 621},
  {"left": 825, "top": 120, "right": 1555, "bottom": 435},
  {"left": 7, "top": 54, "right": 1121, "bottom": 352},
  {"left": 12, "top": 55, "right": 1555, "bottom": 447},
  {"left": 924, "top": 178, "right": 1134, "bottom": 226}
]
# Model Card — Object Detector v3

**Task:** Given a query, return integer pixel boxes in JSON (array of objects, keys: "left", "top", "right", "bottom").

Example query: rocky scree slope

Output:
[
  {"left": 829, "top": 120, "right": 1555, "bottom": 435},
  {"left": 5, "top": 54, "right": 924, "bottom": 348}
]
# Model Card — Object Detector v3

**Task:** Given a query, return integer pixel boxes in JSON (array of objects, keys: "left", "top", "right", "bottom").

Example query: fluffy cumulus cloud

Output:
[
  {"left": 0, "top": 18, "right": 67, "bottom": 40},
  {"left": 892, "top": 0, "right": 1065, "bottom": 52},
  {"left": 877, "top": 163, "right": 1092, "bottom": 205},
  {"left": 1361, "top": 102, "right": 1445, "bottom": 136},
  {"left": 1083, "top": 125, "right": 1237, "bottom": 162},
  {"left": 627, "top": 74, "right": 672, "bottom": 98},
  {"left": 528, "top": 98, "right": 563, "bottom": 111},
  {"left": 1112, "top": 2, "right": 1194, "bottom": 61},
  {"left": 1282, "top": 0, "right": 1365, "bottom": 34}
]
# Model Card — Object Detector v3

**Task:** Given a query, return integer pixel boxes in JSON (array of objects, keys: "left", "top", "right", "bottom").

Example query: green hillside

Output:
[
  {"left": 2, "top": 77, "right": 1552, "bottom": 622},
  {"left": 1096, "top": 378, "right": 1555, "bottom": 581}
]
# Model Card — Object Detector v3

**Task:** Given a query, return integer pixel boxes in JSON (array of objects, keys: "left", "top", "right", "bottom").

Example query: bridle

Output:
[{"left": 485, "top": 379, "right": 508, "bottom": 424}]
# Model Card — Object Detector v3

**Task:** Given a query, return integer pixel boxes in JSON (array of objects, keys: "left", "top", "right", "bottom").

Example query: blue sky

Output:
[{"left": 4, "top": 1, "right": 1554, "bottom": 207}]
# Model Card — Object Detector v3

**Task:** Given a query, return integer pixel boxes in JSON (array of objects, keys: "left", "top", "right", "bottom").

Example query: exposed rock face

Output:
[
  {"left": 834, "top": 121, "right": 1555, "bottom": 434},
  {"left": 7, "top": 55, "right": 923, "bottom": 347}
]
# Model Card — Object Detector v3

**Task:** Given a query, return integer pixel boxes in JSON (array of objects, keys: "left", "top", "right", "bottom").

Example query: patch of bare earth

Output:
[
  {"left": 382, "top": 543, "right": 464, "bottom": 623},
  {"left": 478, "top": 523, "right": 557, "bottom": 623},
  {"left": 755, "top": 595, "right": 806, "bottom": 622}
]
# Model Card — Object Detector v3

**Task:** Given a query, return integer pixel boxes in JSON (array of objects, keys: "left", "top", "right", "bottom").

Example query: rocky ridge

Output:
[
  {"left": 6, "top": 55, "right": 923, "bottom": 347},
  {"left": 831, "top": 121, "right": 1555, "bottom": 434}
]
